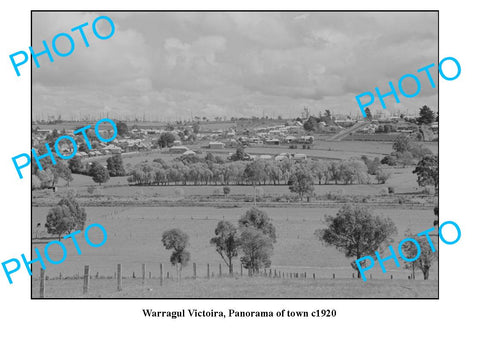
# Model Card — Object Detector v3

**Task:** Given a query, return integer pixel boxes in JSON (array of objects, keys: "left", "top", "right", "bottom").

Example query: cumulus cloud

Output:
[{"left": 32, "top": 11, "right": 438, "bottom": 120}]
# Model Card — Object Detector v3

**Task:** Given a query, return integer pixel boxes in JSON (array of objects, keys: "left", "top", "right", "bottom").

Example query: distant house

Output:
[
  {"left": 275, "top": 155, "right": 289, "bottom": 161},
  {"left": 265, "top": 139, "right": 280, "bottom": 145},
  {"left": 298, "top": 136, "right": 314, "bottom": 144},
  {"left": 259, "top": 155, "right": 272, "bottom": 160},
  {"left": 173, "top": 140, "right": 182, "bottom": 146},
  {"left": 169, "top": 146, "right": 190, "bottom": 154},
  {"left": 36, "top": 129, "right": 52, "bottom": 136},
  {"left": 103, "top": 144, "right": 122, "bottom": 154},
  {"left": 285, "top": 135, "right": 296, "bottom": 143},
  {"left": 183, "top": 150, "right": 196, "bottom": 156},
  {"left": 209, "top": 141, "right": 225, "bottom": 149}
]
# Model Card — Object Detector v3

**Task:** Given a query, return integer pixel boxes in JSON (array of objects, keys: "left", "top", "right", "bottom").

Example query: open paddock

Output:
[
  {"left": 32, "top": 275, "right": 437, "bottom": 298},
  {"left": 31, "top": 205, "right": 438, "bottom": 298}
]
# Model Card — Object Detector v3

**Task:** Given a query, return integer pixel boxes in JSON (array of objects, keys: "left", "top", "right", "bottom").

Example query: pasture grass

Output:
[
  {"left": 31, "top": 206, "right": 438, "bottom": 284},
  {"left": 32, "top": 275, "right": 437, "bottom": 298}
]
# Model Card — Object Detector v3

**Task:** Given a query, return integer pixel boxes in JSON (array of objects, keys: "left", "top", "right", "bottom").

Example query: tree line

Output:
[{"left": 126, "top": 156, "right": 377, "bottom": 187}]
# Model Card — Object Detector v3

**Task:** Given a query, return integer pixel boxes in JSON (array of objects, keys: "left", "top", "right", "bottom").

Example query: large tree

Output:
[
  {"left": 106, "top": 154, "right": 126, "bottom": 176},
  {"left": 51, "top": 162, "right": 73, "bottom": 186},
  {"left": 89, "top": 162, "right": 110, "bottom": 185},
  {"left": 315, "top": 204, "right": 397, "bottom": 278},
  {"left": 210, "top": 221, "right": 241, "bottom": 275},
  {"left": 417, "top": 105, "right": 436, "bottom": 125},
  {"left": 45, "top": 196, "right": 86, "bottom": 240},
  {"left": 158, "top": 132, "right": 176, "bottom": 148},
  {"left": 412, "top": 155, "right": 439, "bottom": 189},
  {"left": 239, "top": 228, "right": 273, "bottom": 274},
  {"left": 288, "top": 166, "right": 315, "bottom": 200},
  {"left": 392, "top": 135, "right": 412, "bottom": 153},
  {"left": 244, "top": 160, "right": 267, "bottom": 205},
  {"left": 303, "top": 116, "right": 318, "bottom": 132},
  {"left": 116, "top": 121, "right": 129, "bottom": 136},
  {"left": 161, "top": 229, "right": 190, "bottom": 280},
  {"left": 401, "top": 229, "right": 438, "bottom": 280},
  {"left": 364, "top": 107, "right": 372, "bottom": 120},
  {"left": 238, "top": 207, "right": 276, "bottom": 242},
  {"left": 68, "top": 156, "right": 84, "bottom": 174},
  {"left": 230, "top": 146, "right": 248, "bottom": 161},
  {"left": 57, "top": 196, "right": 87, "bottom": 230}
]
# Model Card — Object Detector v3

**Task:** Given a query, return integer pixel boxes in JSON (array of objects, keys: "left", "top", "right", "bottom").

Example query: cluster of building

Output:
[{"left": 33, "top": 128, "right": 154, "bottom": 159}]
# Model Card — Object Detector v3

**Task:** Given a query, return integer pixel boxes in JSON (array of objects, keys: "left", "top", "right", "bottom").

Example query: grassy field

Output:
[
  {"left": 32, "top": 275, "right": 437, "bottom": 298},
  {"left": 31, "top": 205, "right": 438, "bottom": 297}
]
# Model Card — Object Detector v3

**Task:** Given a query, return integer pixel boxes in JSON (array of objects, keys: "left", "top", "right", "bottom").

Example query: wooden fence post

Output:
[
  {"left": 39, "top": 268, "right": 45, "bottom": 298},
  {"left": 193, "top": 263, "right": 197, "bottom": 279},
  {"left": 117, "top": 264, "right": 122, "bottom": 291},
  {"left": 240, "top": 265, "right": 243, "bottom": 276},
  {"left": 333, "top": 273, "right": 335, "bottom": 279},
  {"left": 142, "top": 264, "right": 146, "bottom": 285},
  {"left": 313, "top": 273, "right": 315, "bottom": 280},
  {"left": 160, "top": 263, "right": 163, "bottom": 286},
  {"left": 269, "top": 269, "right": 272, "bottom": 277},
  {"left": 274, "top": 269, "right": 277, "bottom": 277},
  {"left": 304, "top": 272, "right": 307, "bottom": 279},
  {"left": 83, "top": 265, "right": 90, "bottom": 294},
  {"left": 219, "top": 263, "right": 222, "bottom": 277},
  {"left": 207, "top": 263, "right": 210, "bottom": 279}
]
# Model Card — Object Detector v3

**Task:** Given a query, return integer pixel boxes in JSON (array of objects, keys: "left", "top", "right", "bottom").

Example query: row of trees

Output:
[{"left": 127, "top": 158, "right": 376, "bottom": 187}]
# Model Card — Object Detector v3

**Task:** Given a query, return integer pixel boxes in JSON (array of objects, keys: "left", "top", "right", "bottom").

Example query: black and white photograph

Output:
[{"left": 30, "top": 11, "right": 439, "bottom": 299}]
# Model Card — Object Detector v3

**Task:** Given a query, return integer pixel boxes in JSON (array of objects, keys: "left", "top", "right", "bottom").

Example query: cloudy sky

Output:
[{"left": 32, "top": 11, "right": 438, "bottom": 121}]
